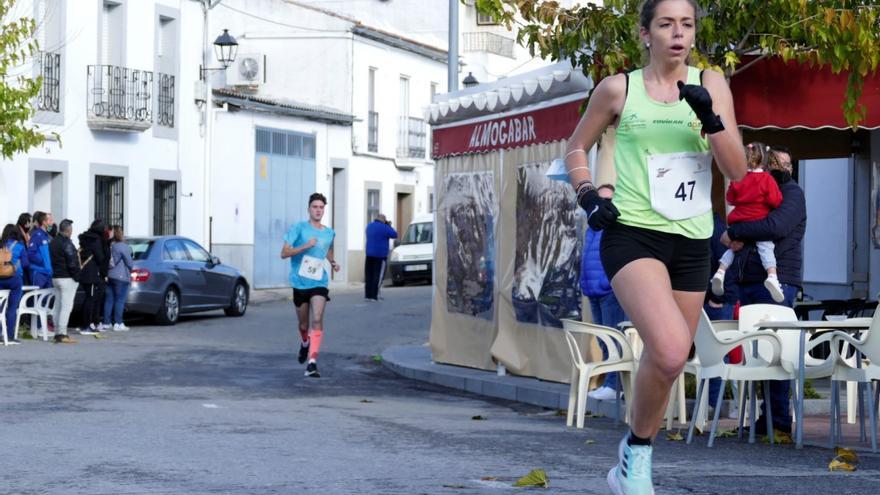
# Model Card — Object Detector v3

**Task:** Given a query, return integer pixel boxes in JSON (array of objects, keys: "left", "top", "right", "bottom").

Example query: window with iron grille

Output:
[
  {"left": 476, "top": 11, "right": 498, "bottom": 25},
  {"left": 156, "top": 73, "right": 175, "bottom": 128},
  {"left": 153, "top": 180, "right": 177, "bottom": 235},
  {"left": 366, "top": 189, "right": 380, "bottom": 226},
  {"left": 95, "top": 175, "right": 124, "bottom": 228},
  {"left": 36, "top": 51, "right": 61, "bottom": 112},
  {"left": 397, "top": 116, "right": 426, "bottom": 159},
  {"left": 368, "top": 111, "right": 379, "bottom": 152}
]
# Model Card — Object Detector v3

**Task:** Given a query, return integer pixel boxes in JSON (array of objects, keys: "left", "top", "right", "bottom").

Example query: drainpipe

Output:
[{"left": 448, "top": 0, "right": 458, "bottom": 92}]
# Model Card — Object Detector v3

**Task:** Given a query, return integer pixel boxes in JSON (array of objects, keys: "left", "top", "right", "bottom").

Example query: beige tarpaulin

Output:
[{"left": 430, "top": 151, "right": 501, "bottom": 371}]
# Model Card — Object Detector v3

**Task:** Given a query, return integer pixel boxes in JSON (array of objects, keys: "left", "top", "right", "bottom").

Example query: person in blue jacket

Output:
[
  {"left": 364, "top": 213, "right": 397, "bottom": 301},
  {"left": 0, "top": 224, "right": 30, "bottom": 344},
  {"left": 579, "top": 184, "right": 629, "bottom": 401},
  {"left": 27, "top": 211, "right": 54, "bottom": 288}
]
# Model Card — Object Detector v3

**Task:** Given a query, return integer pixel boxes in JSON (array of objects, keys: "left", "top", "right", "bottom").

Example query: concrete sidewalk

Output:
[{"left": 382, "top": 344, "right": 879, "bottom": 451}]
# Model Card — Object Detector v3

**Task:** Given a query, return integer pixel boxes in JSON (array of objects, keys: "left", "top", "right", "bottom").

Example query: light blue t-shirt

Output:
[{"left": 284, "top": 221, "right": 335, "bottom": 289}]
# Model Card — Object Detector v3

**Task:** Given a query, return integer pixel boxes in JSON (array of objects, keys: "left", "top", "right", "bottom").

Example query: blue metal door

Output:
[{"left": 254, "top": 129, "right": 317, "bottom": 288}]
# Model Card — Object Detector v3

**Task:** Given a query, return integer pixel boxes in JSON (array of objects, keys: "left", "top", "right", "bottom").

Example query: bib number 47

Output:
[{"left": 674, "top": 181, "right": 696, "bottom": 202}]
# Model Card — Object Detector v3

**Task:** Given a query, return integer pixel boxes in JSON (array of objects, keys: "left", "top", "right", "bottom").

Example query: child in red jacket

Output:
[{"left": 712, "top": 142, "right": 785, "bottom": 302}]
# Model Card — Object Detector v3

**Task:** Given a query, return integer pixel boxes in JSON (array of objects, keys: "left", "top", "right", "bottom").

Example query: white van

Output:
[{"left": 388, "top": 213, "right": 433, "bottom": 286}]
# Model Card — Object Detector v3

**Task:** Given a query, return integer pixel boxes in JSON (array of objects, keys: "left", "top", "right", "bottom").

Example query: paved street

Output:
[{"left": 2, "top": 284, "right": 880, "bottom": 494}]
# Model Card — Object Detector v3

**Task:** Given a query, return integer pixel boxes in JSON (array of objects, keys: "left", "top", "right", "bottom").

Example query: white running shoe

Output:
[
  {"left": 588, "top": 386, "right": 619, "bottom": 401},
  {"left": 113, "top": 323, "right": 130, "bottom": 332},
  {"left": 607, "top": 435, "right": 655, "bottom": 495}
]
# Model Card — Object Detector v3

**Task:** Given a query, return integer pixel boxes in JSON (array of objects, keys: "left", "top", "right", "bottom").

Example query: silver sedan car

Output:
[{"left": 124, "top": 236, "right": 250, "bottom": 325}]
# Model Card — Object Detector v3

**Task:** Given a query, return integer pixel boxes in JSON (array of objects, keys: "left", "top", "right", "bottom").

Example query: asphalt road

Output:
[{"left": 2, "top": 284, "right": 879, "bottom": 494}]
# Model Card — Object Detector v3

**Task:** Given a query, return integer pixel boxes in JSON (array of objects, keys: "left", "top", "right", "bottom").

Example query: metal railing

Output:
[
  {"left": 368, "top": 110, "right": 379, "bottom": 152},
  {"left": 462, "top": 32, "right": 515, "bottom": 58},
  {"left": 397, "top": 116, "right": 426, "bottom": 159},
  {"left": 87, "top": 64, "right": 153, "bottom": 124},
  {"left": 156, "top": 72, "right": 175, "bottom": 128},
  {"left": 36, "top": 51, "right": 61, "bottom": 112}
]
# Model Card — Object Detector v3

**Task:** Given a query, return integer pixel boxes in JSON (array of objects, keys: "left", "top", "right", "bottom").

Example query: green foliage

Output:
[
  {"left": 471, "top": 0, "right": 880, "bottom": 129},
  {"left": 0, "top": 0, "right": 46, "bottom": 159}
]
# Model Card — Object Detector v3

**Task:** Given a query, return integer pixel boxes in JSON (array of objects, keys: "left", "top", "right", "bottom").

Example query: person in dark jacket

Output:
[
  {"left": 27, "top": 211, "right": 54, "bottom": 288},
  {"left": 0, "top": 224, "right": 29, "bottom": 344},
  {"left": 78, "top": 219, "right": 110, "bottom": 334},
  {"left": 579, "top": 184, "right": 628, "bottom": 401},
  {"left": 705, "top": 212, "right": 738, "bottom": 412},
  {"left": 364, "top": 214, "right": 397, "bottom": 301},
  {"left": 49, "top": 219, "right": 80, "bottom": 343},
  {"left": 723, "top": 146, "right": 806, "bottom": 435}
]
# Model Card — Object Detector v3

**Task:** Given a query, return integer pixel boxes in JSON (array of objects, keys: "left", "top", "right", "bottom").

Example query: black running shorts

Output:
[
  {"left": 292, "top": 287, "right": 330, "bottom": 307},
  {"left": 600, "top": 222, "right": 711, "bottom": 292}
]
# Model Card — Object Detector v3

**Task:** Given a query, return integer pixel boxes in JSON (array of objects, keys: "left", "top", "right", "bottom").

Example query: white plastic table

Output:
[{"left": 755, "top": 319, "right": 870, "bottom": 448}]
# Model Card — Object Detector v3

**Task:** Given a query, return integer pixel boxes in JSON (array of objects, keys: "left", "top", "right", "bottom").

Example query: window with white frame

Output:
[
  {"left": 156, "top": 14, "right": 177, "bottom": 129},
  {"left": 476, "top": 11, "right": 498, "bottom": 25},
  {"left": 368, "top": 67, "right": 378, "bottom": 152}
]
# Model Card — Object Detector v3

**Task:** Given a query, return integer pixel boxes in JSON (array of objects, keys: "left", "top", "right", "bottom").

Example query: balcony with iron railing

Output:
[
  {"left": 36, "top": 51, "right": 61, "bottom": 113},
  {"left": 368, "top": 110, "right": 378, "bottom": 152},
  {"left": 156, "top": 72, "right": 175, "bottom": 128},
  {"left": 87, "top": 64, "right": 153, "bottom": 132},
  {"left": 462, "top": 31, "right": 515, "bottom": 58},
  {"left": 397, "top": 116, "right": 426, "bottom": 160}
]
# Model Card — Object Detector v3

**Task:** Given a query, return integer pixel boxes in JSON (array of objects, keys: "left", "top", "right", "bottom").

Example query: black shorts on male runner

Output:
[
  {"left": 600, "top": 222, "right": 710, "bottom": 292},
  {"left": 292, "top": 287, "right": 331, "bottom": 307}
]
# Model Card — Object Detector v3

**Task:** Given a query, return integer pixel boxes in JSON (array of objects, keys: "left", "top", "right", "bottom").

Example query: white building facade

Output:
[
  {"left": 207, "top": 0, "right": 447, "bottom": 287},
  {"left": 0, "top": 0, "right": 207, "bottom": 242}
]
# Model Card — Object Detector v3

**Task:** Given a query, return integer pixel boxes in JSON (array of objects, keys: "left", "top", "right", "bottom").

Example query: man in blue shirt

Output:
[
  {"left": 280, "top": 193, "right": 339, "bottom": 378},
  {"left": 364, "top": 213, "right": 397, "bottom": 301},
  {"left": 28, "top": 211, "right": 54, "bottom": 288}
]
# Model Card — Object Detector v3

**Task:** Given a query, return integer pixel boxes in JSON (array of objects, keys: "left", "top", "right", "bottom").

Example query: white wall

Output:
[{"left": 0, "top": 0, "right": 207, "bottom": 243}]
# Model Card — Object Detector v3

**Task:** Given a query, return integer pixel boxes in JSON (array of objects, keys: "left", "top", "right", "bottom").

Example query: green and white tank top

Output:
[{"left": 613, "top": 66, "right": 713, "bottom": 239}]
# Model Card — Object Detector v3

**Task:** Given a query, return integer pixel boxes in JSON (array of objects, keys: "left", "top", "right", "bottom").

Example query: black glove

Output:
[
  {"left": 578, "top": 188, "right": 620, "bottom": 230},
  {"left": 677, "top": 81, "right": 724, "bottom": 134}
]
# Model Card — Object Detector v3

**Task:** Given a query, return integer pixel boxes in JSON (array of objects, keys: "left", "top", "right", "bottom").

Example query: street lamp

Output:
[{"left": 200, "top": 28, "right": 239, "bottom": 79}]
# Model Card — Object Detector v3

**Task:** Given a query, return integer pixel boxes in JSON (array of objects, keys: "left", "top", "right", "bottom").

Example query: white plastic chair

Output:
[
  {"left": 0, "top": 289, "right": 9, "bottom": 346},
  {"left": 828, "top": 316, "right": 880, "bottom": 452},
  {"left": 15, "top": 288, "right": 56, "bottom": 341},
  {"left": 560, "top": 319, "right": 636, "bottom": 429},
  {"left": 688, "top": 310, "right": 790, "bottom": 447}
]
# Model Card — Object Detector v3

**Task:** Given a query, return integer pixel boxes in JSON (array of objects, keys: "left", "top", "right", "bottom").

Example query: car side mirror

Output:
[
  {"left": 211, "top": 256, "right": 221, "bottom": 266},
  {"left": 393, "top": 240, "right": 400, "bottom": 248}
]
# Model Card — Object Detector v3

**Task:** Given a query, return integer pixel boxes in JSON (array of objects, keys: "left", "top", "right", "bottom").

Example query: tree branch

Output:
[{"left": 731, "top": 53, "right": 769, "bottom": 77}]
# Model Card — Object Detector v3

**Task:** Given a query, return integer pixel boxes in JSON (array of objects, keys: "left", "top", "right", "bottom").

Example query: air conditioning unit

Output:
[{"left": 226, "top": 53, "right": 265, "bottom": 87}]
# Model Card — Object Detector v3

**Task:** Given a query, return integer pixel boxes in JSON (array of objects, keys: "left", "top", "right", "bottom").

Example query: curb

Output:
[{"left": 382, "top": 345, "right": 851, "bottom": 419}]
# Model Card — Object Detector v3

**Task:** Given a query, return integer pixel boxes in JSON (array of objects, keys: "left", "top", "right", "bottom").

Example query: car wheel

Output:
[
  {"left": 224, "top": 282, "right": 248, "bottom": 317},
  {"left": 155, "top": 287, "right": 180, "bottom": 326}
]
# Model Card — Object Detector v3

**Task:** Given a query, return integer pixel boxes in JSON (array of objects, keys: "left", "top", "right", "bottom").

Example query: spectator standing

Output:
[
  {"left": 103, "top": 226, "right": 134, "bottom": 331},
  {"left": 78, "top": 220, "right": 109, "bottom": 334},
  {"left": 364, "top": 213, "right": 397, "bottom": 301},
  {"left": 28, "top": 211, "right": 54, "bottom": 288},
  {"left": 15, "top": 213, "right": 31, "bottom": 283},
  {"left": 49, "top": 219, "right": 79, "bottom": 343},
  {"left": 0, "top": 224, "right": 29, "bottom": 344},
  {"left": 724, "top": 145, "right": 806, "bottom": 435}
]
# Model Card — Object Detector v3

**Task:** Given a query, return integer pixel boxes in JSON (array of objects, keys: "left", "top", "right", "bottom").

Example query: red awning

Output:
[{"left": 731, "top": 57, "right": 880, "bottom": 130}]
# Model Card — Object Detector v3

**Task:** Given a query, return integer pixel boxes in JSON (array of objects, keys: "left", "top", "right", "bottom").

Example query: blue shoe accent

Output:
[{"left": 607, "top": 435, "right": 654, "bottom": 495}]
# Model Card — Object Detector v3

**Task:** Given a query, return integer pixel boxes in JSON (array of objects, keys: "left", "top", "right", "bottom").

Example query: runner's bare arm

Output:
[
  {"left": 702, "top": 70, "right": 746, "bottom": 181},
  {"left": 326, "top": 245, "right": 339, "bottom": 272},
  {"left": 280, "top": 239, "right": 316, "bottom": 259},
  {"left": 564, "top": 74, "right": 627, "bottom": 188}
]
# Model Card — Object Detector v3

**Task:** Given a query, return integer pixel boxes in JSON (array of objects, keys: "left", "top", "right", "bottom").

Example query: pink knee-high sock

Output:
[
  {"left": 308, "top": 329, "right": 323, "bottom": 361},
  {"left": 299, "top": 327, "right": 309, "bottom": 344}
]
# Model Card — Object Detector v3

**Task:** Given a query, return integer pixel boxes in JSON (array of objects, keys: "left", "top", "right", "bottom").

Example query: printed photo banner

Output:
[{"left": 432, "top": 98, "right": 584, "bottom": 159}]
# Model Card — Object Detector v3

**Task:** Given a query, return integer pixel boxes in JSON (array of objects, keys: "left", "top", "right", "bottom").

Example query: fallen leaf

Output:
[
  {"left": 829, "top": 457, "right": 857, "bottom": 472},
  {"left": 372, "top": 355, "right": 383, "bottom": 363},
  {"left": 666, "top": 431, "right": 684, "bottom": 441},
  {"left": 472, "top": 415, "right": 486, "bottom": 420},
  {"left": 442, "top": 483, "right": 467, "bottom": 489},
  {"left": 94, "top": 334, "right": 105, "bottom": 340},
  {"left": 513, "top": 469, "right": 549, "bottom": 488},
  {"left": 584, "top": 413, "right": 603, "bottom": 419},
  {"left": 584, "top": 439, "right": 596, "bottom": 445},
  {"left": 481, "top": 476, "right": 498, "bottom": 481},
  {"left": 555, "top": 409, "right": 567, "bottom": 416},
  {"left": 360, "top": 399, "right": 374, "bottom": 403},
  {"left": 761, "top": 430, "right": 793, "bottom": 445},
  {"left": 716, "top": 429, "right": 737, "bottom": 438},
  {"left": 835, "top": 447, "right": 860, "bottom": 464}
]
